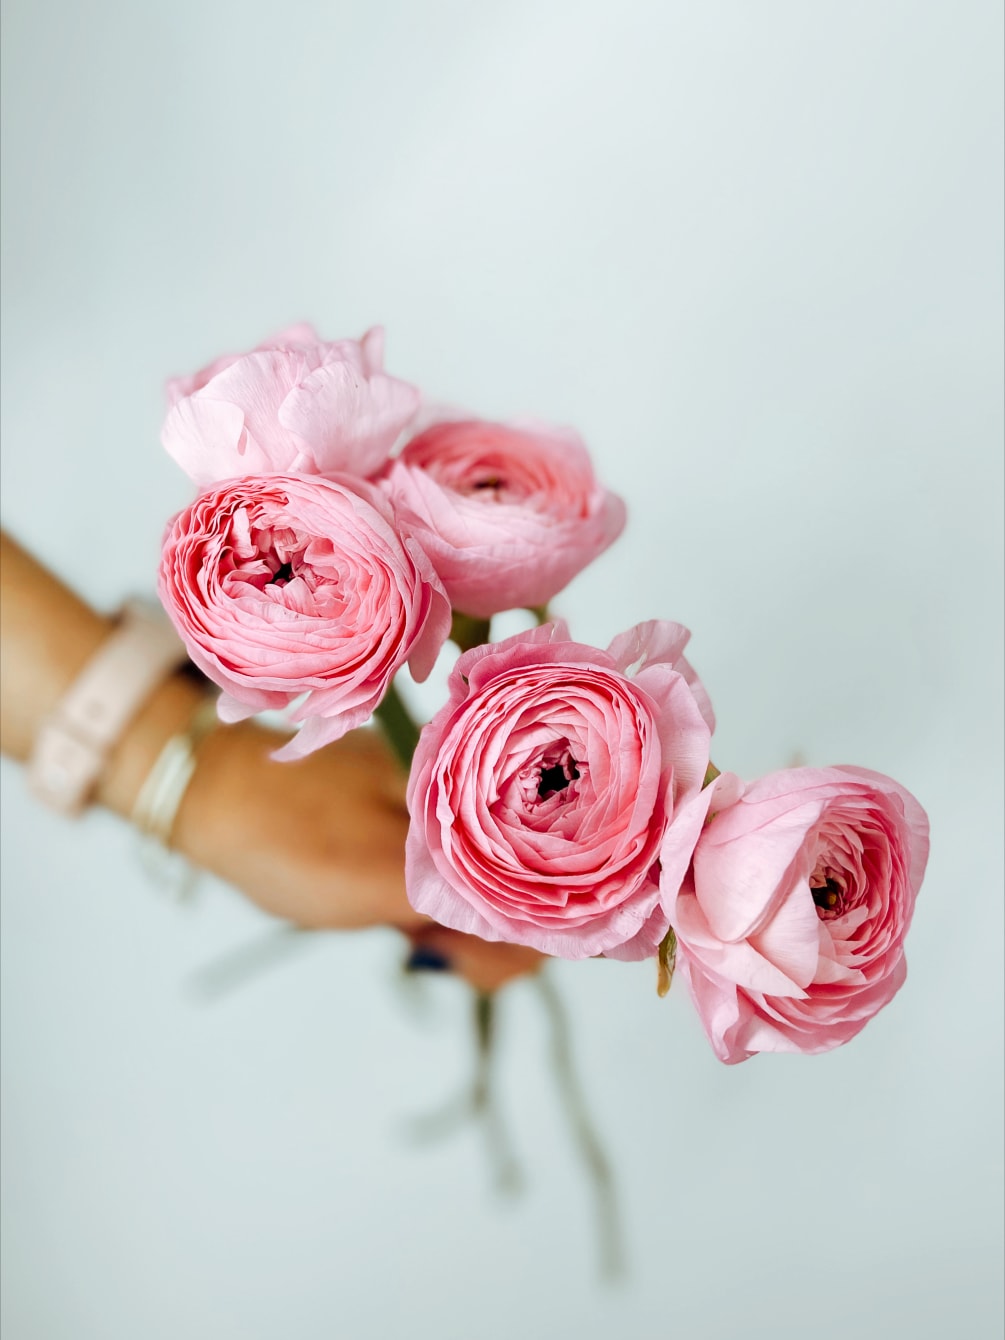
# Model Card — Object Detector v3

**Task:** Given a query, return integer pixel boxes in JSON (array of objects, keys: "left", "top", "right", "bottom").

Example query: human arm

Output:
[{"left": 0, "top": 529, "right": 540, "bottom": 989}]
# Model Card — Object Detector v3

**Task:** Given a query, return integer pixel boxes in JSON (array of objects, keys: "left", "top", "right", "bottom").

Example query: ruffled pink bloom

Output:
[
  {"left": 405, "top": 620, "right": 713, "bottom": 958},
  {"left": 162, "top": 324, "right": 419, "bottom": 487},
  {"left": 158, "top": 474, "right": 450, "bottom": 759},
  {"left": 662, "top": 767, "right": 930, "bottom": 1063},
  {"left": 381, "top": 418, "right": 626, "bottom": 617}
]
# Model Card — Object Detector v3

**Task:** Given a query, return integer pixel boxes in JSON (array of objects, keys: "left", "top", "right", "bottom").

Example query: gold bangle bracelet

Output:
[{"left": 131, "top": 696, "right": 219, "bottom": 895}]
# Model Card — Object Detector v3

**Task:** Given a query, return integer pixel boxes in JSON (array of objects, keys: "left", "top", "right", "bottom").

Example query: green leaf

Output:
[{"left": 656, "top": 926, "right": 677, "bottom": 998}]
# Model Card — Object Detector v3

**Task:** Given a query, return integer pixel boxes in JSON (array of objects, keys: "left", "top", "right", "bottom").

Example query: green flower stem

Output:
[
  {"left": 399, "top": 987, "right": 522, "bottom": 1194},
  {"left": 534, "top": 968, "right": 626, "bottom": 1280},
  {"left": 472, "top": 991, "right": 522, "bottom": 1192},
  {"left": 374, "top": 678, "right": 421, "bottom": 770},
  {"left": 450, "top": 611, "right": 492, "bottom": 654}
]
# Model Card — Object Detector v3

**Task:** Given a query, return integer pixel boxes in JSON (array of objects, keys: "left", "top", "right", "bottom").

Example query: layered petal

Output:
[
  {"left": 382, "top": 419, "right": 626, "bottom": 617},
  {"left": 162, "top": 324, "right": 419, "bottom": 486},
  {"left": 670, "top": 766, "right": 929, "bottom": 1062},
  {"left": 405, "top": 622, "right": 711, "bottom": 959},
  {"left": 158, "top": 473, "right": 449, "bottom": 755}
]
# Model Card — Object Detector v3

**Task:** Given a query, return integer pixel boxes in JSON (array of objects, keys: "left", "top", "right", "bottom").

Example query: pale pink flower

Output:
[
  {"left": 158, "top": 474, "right": 450, "bottom": 759},
  {"left": 662, "top": 767, "right": 930, "bottom": 1063},
  {"left": 405, "top": 620, "right": 713, "bottom": 958},
  {"left": 381, "top": 418, "right": 626, "bottom": 617},
  {"left": 162, "top": 324, "right": 419, "bottom": 487}
]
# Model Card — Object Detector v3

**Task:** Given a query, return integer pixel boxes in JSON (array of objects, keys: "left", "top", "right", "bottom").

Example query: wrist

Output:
[
  {"left": 95, "top": 669, "right": 216, "bottom": 820},
  {"left": 0, "top": 533, "right": 114, "bottom": 761},
  {"left": 1, "top": 611, "right": 113, "bottom": 762},
  {"left": 27, "top": 602, "right": 191, "bottom": 815}
]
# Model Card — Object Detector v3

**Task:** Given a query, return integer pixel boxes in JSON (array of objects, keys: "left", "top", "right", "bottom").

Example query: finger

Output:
[{"left": 411, "top": 926, "right": 545, "bottom": 993}]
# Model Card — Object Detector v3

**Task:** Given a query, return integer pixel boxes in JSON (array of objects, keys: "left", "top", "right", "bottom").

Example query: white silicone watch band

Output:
[{"left": 28, "top": 601, "right": 188, "bottom": 815}]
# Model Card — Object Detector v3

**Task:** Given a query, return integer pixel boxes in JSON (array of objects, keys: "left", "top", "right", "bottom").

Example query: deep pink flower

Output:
[
  {"left": 158, "top": 474, "right": 450, "bottom": 759},
  {"left": 662, "top": 767, "right": 930, "bottom": 1063},
  {"left": 381, "top": 418, "right": 626, "bottom": 617},
  {"left": 405, "top": 620, "right": 713, "bottom": 958},
  {"left": 162, "top": 324, "right": 419, "bottom": 487}
]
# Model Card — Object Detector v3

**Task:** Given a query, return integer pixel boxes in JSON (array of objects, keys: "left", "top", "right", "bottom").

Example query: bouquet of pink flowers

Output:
[{"left": 158, "top": 322, "right": 929, "bottom": 1065}]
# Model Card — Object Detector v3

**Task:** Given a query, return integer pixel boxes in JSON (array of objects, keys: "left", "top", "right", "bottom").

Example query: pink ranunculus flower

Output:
[
  {"left": 162, "top": 324, "right": 420, "bottom": 487},
  {"left": 158, "top": 474, "right": 450, "bottom": 759},
  {"left": 380, "top": 418, "right": 627, "bottom": 618},
  {"left": 405, "top": 620, "right": 714, "bottom": 959},
  {"left": 662, "top": 767, "right": 930, "bottom": 1064}
]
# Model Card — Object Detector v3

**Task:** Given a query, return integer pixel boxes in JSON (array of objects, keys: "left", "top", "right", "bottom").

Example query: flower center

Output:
[
  {"left": 811, "top": 877, "right": 842, "bottom": 910},
  {"left": 460, "top": 472, "right": 515, "bottom": 502},
  {"left": 268, "top": 560, "right": 295, "bottom": 586},
  {"left": 809, "top": 863, "right": 849, "bottom": 919},
  {"left": 537, "top": 756, "right": 580, "bottom": 799},
  {"left": 221, "top": 511, "right": 350, "bottom": 618}
]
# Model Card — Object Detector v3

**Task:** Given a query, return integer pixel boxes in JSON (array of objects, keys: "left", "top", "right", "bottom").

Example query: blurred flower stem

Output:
[{"left": 373, "top": 677, "right": 421, "bottom": 769}]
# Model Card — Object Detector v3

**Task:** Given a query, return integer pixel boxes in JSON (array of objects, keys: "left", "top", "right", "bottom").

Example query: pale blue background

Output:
[{"left": 2, "top": 2, "right": 1002, "bottom": 1337}]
